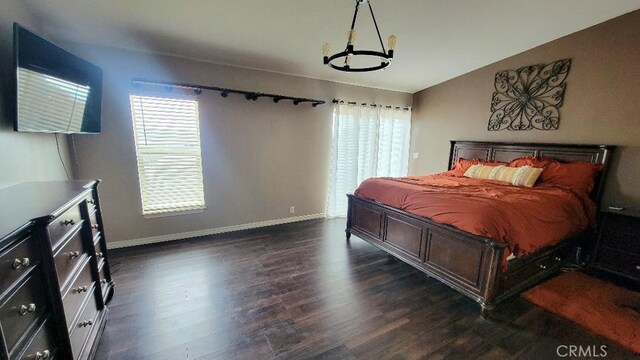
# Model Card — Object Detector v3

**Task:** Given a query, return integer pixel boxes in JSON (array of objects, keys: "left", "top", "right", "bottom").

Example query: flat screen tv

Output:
[{"left": 13, "top": 23, "right": 103, "bottom": 134}]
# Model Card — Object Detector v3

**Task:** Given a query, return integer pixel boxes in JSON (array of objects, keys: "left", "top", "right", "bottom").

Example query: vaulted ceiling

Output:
[{"left": 24, "top": 0, "right": 640, "bottom": 93}]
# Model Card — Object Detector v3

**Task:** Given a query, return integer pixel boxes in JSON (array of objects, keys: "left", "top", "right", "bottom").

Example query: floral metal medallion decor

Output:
[{"left": 488, "top": 59, "right": 571, "bottom": 131}]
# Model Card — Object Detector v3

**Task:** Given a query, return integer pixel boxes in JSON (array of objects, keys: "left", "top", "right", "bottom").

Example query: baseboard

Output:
[{"left": 107, "top": 213, "right": 325, "bottom": 249}]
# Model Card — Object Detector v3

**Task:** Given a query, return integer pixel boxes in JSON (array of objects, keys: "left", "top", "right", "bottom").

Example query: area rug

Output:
[{"left": 521, "top": 271, "right": 640, "bottom": 354}]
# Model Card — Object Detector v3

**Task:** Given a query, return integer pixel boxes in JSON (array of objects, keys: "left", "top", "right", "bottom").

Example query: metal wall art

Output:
[{"left": 488, "top": 58, "right": 571, "bottom": 131}]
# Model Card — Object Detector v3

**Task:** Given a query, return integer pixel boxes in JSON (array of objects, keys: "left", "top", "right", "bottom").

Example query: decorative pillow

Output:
[
  {"left": 449, "top": 158, "right": 508, "bottom": 176},
  {"left": 537, "top": 161, "right": 604, "bottom": 194},
  {"left": 463, "top": 164, "right": 543, "bottom": 187},
  {"left": 509, "top": 156, "right": 557, "bottom": 169},
  {"left": 509, "top": 156, "right": 603, "bottom": 193}
]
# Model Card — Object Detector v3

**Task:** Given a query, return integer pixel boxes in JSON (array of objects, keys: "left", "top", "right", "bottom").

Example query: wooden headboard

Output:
[{"left": 448, "top": 141, "right": 616, "bottom": 206}]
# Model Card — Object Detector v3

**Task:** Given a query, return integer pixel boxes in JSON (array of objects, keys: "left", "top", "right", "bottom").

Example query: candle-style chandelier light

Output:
[{"left": 322, "top": 0, "right": 396, "bottom": 72}]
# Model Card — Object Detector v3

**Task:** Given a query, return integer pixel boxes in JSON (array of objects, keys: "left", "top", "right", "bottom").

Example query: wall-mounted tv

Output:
[{"left": 13, "top": 23, "right": 103, "bottom": 134}]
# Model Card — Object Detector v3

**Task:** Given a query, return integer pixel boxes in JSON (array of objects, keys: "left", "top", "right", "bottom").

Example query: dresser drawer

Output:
[
  {"left": 88, "top": 210, "right": 100, "bottom": 239},
  {"left": 0, "top": 234, "right": 39, "bottom": 297},
  {"left": 61, "top": 257, "right": 94, "bottom": 330},
  {"left": 97, "top": 258, "right": 106, "bottom": 277},
  {"left": 85, "top": 193, "right": 97, "bottom": 211},
  {"left": 94, "top": 236, "right": 105, "bottom": 261},
  {"left": 16, "top": 318, "right": 58, "bottom": 360},
  {"left": 603, "top": 213, "right": 639, "bottom": 236},
  {"left": 600, "top": 214, "right": 640, "bottom": 254},
  {"left": 601, "top": 231, "right": 640, "bottom": 255},
  {"left": 595, "top": 247, "right": 640, "bottom": 279},
  {"left": 70, "top": 296, "right": 99, "bottom": 358},
  {"left": 47, "top": 205, "right": 82, "bottom": 249},
  {"left": 53, "top": 226, "right": 86, "bottom": 290},
  {"left": 0, "top": 267, "right": 48, "bottom": 355},
  {"left": 97, "top": 259, "right": 110, "bottom": 296}
]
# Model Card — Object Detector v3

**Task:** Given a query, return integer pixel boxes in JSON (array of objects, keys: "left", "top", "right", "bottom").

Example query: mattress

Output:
[{"left": 354, "top": 173, "right": 596, "bottom": 258}]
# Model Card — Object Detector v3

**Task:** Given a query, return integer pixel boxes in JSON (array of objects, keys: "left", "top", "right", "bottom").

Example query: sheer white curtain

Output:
[
  {"left": 377, "top": 107, "right": 412, "bottom": 177},
  {"left": 326, "top": 103, "right": 411, "bottom": 218}
]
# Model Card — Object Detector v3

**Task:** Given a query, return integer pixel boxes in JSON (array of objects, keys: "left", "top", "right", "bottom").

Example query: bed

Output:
[{"left": 345, "top": 141, "right": 614, "bottom": 317}]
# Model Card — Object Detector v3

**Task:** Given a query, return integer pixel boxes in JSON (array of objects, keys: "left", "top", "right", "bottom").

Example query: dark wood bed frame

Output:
[{"left": 346, "top": 141, "right": 615, "bottom": 317}]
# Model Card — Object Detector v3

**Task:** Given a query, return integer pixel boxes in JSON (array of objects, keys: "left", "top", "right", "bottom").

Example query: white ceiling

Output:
[{"left": 23, "top": 0, "right": 640, "bottom": 93}]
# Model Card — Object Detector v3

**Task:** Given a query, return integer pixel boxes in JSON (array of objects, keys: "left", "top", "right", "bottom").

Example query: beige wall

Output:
[
  {"left": 64, "top": 44, "right": 411, "bottom": 244},
  {"left": 0, "top": 0, "right": 74, "bottom": 189},
  {"left": 410, "top": 10, "right": 640, "bottom": 215}
]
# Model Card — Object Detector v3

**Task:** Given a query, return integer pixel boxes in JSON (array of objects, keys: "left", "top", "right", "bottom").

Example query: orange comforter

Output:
[{"left": 354, "top": 174, "right": 596, "bottom": 258}]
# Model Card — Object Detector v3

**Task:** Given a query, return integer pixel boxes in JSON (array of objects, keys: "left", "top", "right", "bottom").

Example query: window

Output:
[
  {"left": 326, "top": 104, "right": 411, "bottom": 217},
  {"left": 130, "top": 94, "right": 205, "bottom": 215}
]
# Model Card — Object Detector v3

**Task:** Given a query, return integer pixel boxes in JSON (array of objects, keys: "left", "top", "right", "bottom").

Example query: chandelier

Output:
[{"left": 322, "top": 0, "right": 396, "bottom": 72}]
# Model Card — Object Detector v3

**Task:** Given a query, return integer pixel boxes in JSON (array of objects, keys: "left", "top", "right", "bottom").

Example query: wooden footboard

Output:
[{"left": 346, "top": 194, "right": 580, "bottom": 316}]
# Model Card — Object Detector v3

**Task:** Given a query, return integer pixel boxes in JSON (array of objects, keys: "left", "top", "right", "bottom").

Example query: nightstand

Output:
[{"left": 590, "top": 211, "right": 640, "bottom": 283}]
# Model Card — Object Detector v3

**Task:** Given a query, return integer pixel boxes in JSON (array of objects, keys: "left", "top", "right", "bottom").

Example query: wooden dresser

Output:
[
  {"left": 591, "top": 211, "right": 640, "bottom": 284},
  {"left": 0, "top": 180, "right": 114, "bottom": 360}
]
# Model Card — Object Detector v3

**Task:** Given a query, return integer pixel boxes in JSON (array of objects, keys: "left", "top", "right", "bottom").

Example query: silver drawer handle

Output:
[
  {"left": 18, "top": 303, "right": 36, "bottom": 315},
  {"left": 35, "top": 350, "right": 50, "bottom": 360},
  {"left": 68, "top": 251, "right": 81, "bottom": 259},
  {"left": 91, "top": 224, "right": 99, "bottom": 229},
  {"left": 63, "top": 219, "right": 75, "bottom": 226},
  {"left": 73, "top": 286, "right": 88, "bottom": 293},
  {"left": 539, "top": 264, "right": 547, "bottom": 270},
  {"left": 96, "top": 252, "right": 103, "bottom": 258},
  {"left": 79, "top": 319, "right": 94, "bottom": 327},
  {"left": 636, "top": 265, "right": 640, "bottom": 271},
  {"left": 12, "top": 257, "right": 30, "bottom": 269},
  {"left": 87, "top": 199, "right": 95, "bottom": 205}
]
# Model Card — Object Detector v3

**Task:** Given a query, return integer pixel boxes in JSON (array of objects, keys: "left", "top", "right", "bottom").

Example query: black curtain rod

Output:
[
  {"left": 131, "top": 78, "right": 326, "bottom": 107},
  {"left": 332, "top": 99, "right": 410, "bottom": 111}
]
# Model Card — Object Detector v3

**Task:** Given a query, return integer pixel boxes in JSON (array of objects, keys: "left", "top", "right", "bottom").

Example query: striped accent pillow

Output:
[{"left": 463, "top": 164, "right": 543, "bottom": 187}]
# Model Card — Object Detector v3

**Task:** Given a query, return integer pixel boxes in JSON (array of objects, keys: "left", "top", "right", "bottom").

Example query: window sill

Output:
[{"left": 142, "top": 207, "right": 205, "bottom": 219}]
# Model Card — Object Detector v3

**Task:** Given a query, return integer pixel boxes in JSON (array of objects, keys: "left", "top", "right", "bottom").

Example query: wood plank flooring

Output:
[{"left": 94, "top": 219, "right": 635, "bottom": 359}]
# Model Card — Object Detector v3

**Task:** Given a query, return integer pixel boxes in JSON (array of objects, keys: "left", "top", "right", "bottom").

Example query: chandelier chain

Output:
[{"left": 367, "top": 1, "right": 387, "bottom": 53}]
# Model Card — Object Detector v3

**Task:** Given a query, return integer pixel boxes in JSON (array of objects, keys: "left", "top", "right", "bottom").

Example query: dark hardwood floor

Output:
[{"left": 95, "top": 219, "right": 635, "bottom": 359}]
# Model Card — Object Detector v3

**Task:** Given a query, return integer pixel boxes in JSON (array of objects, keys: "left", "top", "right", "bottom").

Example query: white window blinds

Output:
[
  {"left": 326, "top": 104, "right": 411, "bottom": 218},
  {"left": 130, "top": 94, "right": 206, "bottom": 215}
]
